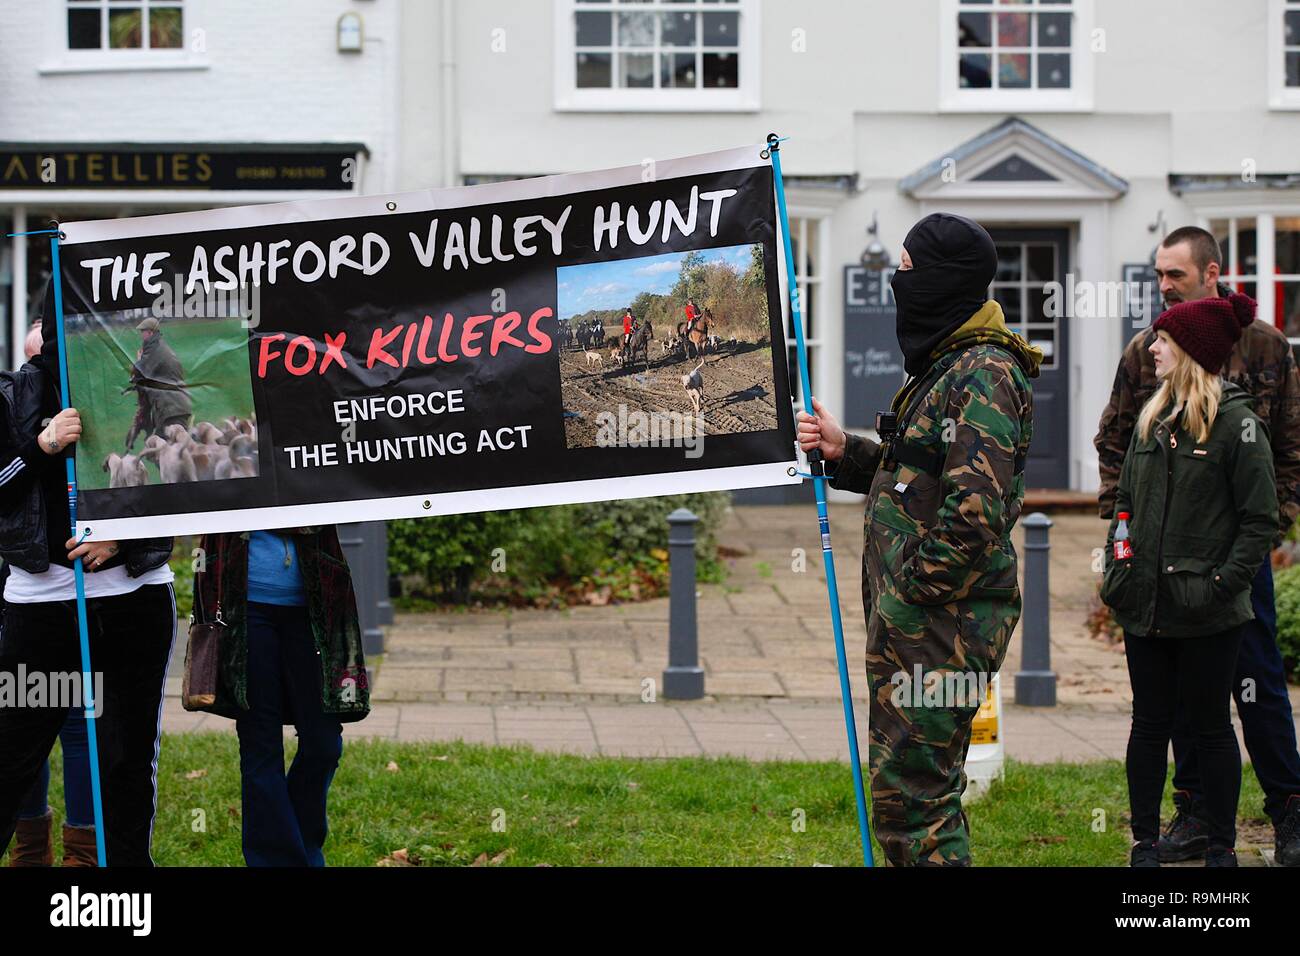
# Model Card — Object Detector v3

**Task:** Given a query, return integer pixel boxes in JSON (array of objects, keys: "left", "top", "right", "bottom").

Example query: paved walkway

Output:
[
  {"left": 162, "top": 503, "right": 1298, "bottom": 762},
  {"left": 363, "top": 507, "right": 1135, "bottom": 707},
  {"left": 162, "top": 697, "right": 1149, "bottom": 764}
]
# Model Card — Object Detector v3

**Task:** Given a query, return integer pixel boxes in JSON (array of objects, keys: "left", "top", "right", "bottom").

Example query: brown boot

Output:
[
  {"left": 61, "top": 824, "right": 99, "bottom": 867},
  {"left": 8, "top": 811, "right": 54, "bottom": 867}
]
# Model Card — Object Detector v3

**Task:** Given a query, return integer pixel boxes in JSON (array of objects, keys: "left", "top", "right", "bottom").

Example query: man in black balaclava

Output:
[
  {"left": 795, "top": 213, "right": 1041, "bottom": 865},
  {"left": 891, "top": 213, "right": 999, "bottom": 376}
]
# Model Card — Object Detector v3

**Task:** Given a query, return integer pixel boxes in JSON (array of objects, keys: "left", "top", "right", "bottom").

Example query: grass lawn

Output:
[
  {"left": 6, "top": 733, "right": 1269, "bottom": 867},
  {"left": 64, "top": 317, "right": 255, "bottom": 490}
]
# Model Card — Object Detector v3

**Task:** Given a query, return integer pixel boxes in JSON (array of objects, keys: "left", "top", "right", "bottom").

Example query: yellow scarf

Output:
[{"left": 890, "top": 300, "right": 1043, "bottom": 414}]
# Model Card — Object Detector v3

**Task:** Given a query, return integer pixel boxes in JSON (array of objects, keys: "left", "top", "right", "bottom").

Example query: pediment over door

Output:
[{"left": 899, "top": 117, "right": 1128, "bottom": 201}]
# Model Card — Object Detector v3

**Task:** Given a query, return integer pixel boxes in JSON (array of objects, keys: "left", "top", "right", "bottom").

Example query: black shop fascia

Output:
[{"left": 0, "top": 141, "right": 369, "bottom": 370}]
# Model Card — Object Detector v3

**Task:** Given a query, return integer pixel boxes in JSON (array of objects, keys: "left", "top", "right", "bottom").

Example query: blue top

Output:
[{"left": 247, "top": 531, "right": 307, "bottom": 606}]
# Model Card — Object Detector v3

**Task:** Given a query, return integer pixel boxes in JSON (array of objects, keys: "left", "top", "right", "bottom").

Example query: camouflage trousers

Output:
[{"left": 863, "top": 597, "right": 1017, "bottom": 866}]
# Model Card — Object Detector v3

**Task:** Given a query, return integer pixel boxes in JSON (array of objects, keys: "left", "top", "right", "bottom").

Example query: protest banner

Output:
[{"left": 57, "top": 145, "right": 800, "bottom": 539}]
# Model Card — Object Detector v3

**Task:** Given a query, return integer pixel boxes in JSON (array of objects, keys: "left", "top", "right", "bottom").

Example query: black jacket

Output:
[{"left": 0, "top": 288, "right": 172, "bottom": 577}]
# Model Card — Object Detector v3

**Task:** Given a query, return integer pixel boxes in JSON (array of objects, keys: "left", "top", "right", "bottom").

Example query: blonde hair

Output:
[{"left": 1137, "top": 331, "right": 1222, "bottom": 444}]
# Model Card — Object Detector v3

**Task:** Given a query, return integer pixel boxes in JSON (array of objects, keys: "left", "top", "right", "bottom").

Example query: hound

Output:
[
  {"left": 212, "top": 434, "right": 258, "bottom": 479},
  {"left": 216, "top": 455, "right": 257, "bottom": 479},
  {"left": 220, "top": 415, "right": 257, "bottom": 445},
  {"left": 681, "top": 358, "right": 705, "bottom": 416},
  {"left": 102, "top": 452, "right": 149, "bottom": 488},
  {"left": 192, "top": 421, "right": 224, "bottom": 445},
  {"left": 139, "top": 423, "right": 197, "bottom": 483},
  {"left": 584, "top": 349, "right": 603, "bottom": 368},
  {"left": 188, "top": 441, "right": 229, "bottom": 481}
]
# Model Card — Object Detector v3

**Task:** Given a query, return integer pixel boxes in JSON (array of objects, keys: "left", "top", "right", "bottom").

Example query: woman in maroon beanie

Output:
[{"left": 1101, "top": 292, "right": 1278, "bottom": 867}]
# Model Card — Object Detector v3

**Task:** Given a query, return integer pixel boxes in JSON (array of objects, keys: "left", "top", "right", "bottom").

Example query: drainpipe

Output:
[
  {"left": 11, "top": 206, "right": 27, "bottom": 371},
  {"left": 441, "top": 0, "right": 459, "bottom": 189},
  {"left": 386, "top": 0, "right": 403, "bottom": 194}
]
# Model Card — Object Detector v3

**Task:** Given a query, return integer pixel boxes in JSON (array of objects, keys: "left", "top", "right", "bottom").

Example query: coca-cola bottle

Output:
[{"left": 1113, "top": 512, "right": 1134, "bottom": 561}]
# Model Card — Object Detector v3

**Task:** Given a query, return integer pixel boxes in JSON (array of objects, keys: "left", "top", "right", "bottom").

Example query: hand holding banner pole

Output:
[
  {"left": 8, "top": 224, "right": 110, "bottom": 867},
  {"left": 763, "top": 134, "right": 874, "bottom": 867}
]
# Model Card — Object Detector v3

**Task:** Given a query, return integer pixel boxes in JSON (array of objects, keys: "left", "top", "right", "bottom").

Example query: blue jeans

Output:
[
  {"left": 17, "top": 706, "right": 93, "bottom": 827},
  {"left": 236, "top": 601, "right": 343, "bottom": 867},
  {"left": 1172, "top": 559, "right": 1300, "bottom": 824}
]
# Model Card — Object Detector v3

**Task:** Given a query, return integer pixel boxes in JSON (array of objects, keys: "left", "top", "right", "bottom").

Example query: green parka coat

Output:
[{"left": 1101, "top": 381, "right": 1277, "bottom": 638}]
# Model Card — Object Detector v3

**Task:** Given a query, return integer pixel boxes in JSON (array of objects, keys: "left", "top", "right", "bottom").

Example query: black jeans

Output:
[
  {"left": 0, "top": 583, "right": 176, "bottom": 865},
  {"left": 1125, "top": 627, "right": 1243, "bottom": 849},
  {"left": 1172, "top": 560, "right": 1300, "bottom": 824},
  {"left": 236, "top": 601, "right": 342, "bottom": 867}
]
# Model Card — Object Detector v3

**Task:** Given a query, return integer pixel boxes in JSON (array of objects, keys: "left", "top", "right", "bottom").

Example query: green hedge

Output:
[
  {"left": 388, "top": 492, "right": 731, "bottom": 608},
  {"left": 1272, "top": 562, "right": 1300, "bottom": 681}
]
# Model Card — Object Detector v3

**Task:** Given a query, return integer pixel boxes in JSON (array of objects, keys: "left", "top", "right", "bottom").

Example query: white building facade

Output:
[
  {"left": 5, "top": 0, "right": 1299, "bottom": 496},
  {"left": 1, "top": 0, "right": 404, "bottom": 368},
  {"left": 404, "top": 0, "right": 1300, "bottom": 496}
]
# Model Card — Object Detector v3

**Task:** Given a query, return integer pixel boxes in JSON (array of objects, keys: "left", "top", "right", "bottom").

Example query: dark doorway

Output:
[{"left": 987, "top": 227, "right": 1071, "bottom": 489}]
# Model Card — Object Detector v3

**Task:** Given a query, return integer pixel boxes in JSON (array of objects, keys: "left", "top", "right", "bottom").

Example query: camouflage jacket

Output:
[
  {"left": 1094, "top": 284, "right": 1300, "bottom": 541},
  {"left": 828, "top": 305, "right": 1039, "bottom": 659}
]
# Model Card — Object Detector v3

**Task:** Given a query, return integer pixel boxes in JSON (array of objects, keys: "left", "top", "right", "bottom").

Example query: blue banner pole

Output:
[
  {"left": 28, "top": 225, "right": 110, "bottom": 867},
  {"left": 763, "top": 134, "right": 874, "bottom": 867}
]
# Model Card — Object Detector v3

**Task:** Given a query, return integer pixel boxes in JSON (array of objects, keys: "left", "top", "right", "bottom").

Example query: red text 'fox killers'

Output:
[{"left": 254, "top": 307, "right": 555, "bottom": 378}]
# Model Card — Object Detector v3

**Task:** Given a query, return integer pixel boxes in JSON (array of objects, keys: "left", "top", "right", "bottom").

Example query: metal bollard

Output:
[
  {"left": 338, "top": 521, "right": 387, "bottom": 657},
  {"left": 1014, "top": 512, "right": 1056, "bottom": 706},
  {"left": 663, "top": 508, "right": 705, "bottom": 699},
  {"left": 374, "top": 520, "right": 394, "bottom": 628}
]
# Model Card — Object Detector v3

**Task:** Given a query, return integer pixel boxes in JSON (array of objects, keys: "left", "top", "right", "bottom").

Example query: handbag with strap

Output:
[{"left": 181, "top": 547, "right": 225, "bottom": 711}]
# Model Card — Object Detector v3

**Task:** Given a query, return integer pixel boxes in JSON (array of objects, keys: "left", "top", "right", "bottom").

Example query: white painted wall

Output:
[
  {"left": 8, "top": 0, "right": 1297, "bottom": 487},
  {"left": 1, "top": 0, "right": 402, "bottom": 194},
  {"left": 424, "top": 1, "right": 1300, "bottom": 181},
  {"left": 415, "top": 0, "right": 1300, "bottom": 492}
]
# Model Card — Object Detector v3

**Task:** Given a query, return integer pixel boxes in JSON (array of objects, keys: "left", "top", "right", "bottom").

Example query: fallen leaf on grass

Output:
[
  {"left": 386, "top": 761, "right": 400, "bottom": 772},
  {"left": 377, "top": 847, "right": 418, "bottom": 867},
  {"left": 564, "top": 817, "right": 580, "bottom": 828},
  {"left": 185, "top": 769, "right": 207, "bottom": 780}
]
